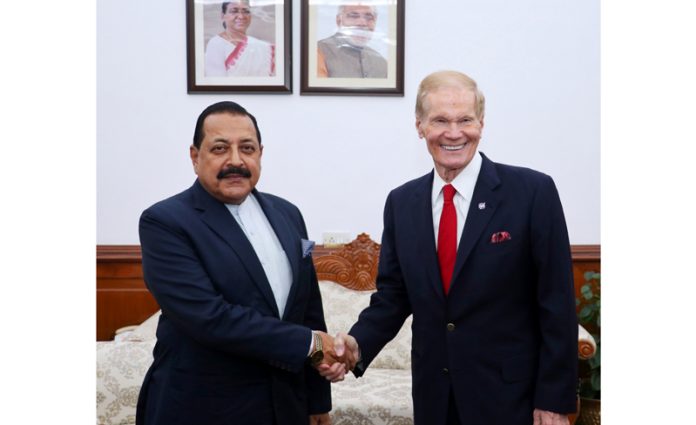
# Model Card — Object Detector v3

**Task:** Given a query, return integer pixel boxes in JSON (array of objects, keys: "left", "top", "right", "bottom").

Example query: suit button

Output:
[
  {"left": 443, "top": 368, "right": 449, "bottom": 374},
  {"left": 447, "top": 323, "right": 455, "bottom": 331}
]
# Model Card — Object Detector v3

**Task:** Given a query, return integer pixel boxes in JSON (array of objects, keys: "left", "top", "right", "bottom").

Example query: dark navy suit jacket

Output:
[
  {"left": 136, "top": 180, "right": 330, "bottom": 425},
  {"left": 350, "top": 153, "right": 578, "bottom": 425}
]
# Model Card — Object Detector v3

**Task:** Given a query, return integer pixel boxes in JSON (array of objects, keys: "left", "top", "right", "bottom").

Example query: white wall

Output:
[{"left": 97, "top": 0, "right": 599, "bottom": 245}]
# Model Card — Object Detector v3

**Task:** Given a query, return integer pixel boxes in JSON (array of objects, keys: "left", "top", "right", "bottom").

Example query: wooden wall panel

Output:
[
  {"left": 97, "top": 291, "right": 160, "bottom": 340},
  {"left": 96, "top": 241, "right": 600, "bottom": 341},
  {"left": 570, "top": 245, "right": 602, "bottom": 312},
  {"left": 96, "top": 247, "right": 155, "bottom": 340}
]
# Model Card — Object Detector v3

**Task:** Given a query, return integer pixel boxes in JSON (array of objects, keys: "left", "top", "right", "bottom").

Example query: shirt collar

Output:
[
  {"left": 225, "top": 193, "right": 257, "bottom": 215},
  {"left": 431, "top": 150, "right": 482, "bottom": 204}
]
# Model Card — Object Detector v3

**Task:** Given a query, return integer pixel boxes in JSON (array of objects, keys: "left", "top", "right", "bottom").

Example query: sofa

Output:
[
  {"left": 96, "top": 234, "right": 596, "bottom": 425},
  {"left": 96, "top": 284, "right": 414, "bottom": 425}
]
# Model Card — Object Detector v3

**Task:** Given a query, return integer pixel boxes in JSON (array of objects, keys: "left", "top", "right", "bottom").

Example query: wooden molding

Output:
[
  {"left": 569, "top": 244, "right": 601, "bottom": 261},
  {"left": 96, "top": 245, "right": 142, "bottom": 262}
]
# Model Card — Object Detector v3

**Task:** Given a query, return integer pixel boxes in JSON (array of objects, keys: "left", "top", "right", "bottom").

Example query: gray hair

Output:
[
  {"left": 415, "top": 70, "right": 486, "bottom": 119},
  {"left": 337, "top": 4, "right": 378, "bottom": 18}
]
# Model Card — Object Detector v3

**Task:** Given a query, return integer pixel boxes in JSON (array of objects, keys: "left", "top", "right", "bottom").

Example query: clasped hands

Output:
[{"left": 312, "top": 332, "right": 360, "bottom": 382}]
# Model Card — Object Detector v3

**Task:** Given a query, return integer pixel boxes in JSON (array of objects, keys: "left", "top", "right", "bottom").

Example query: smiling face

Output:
[
  {"left": 190, "top": 112, "right": 262, "bottom": 204},
  {"left": 416, "top": 86, "right": 484, "bottom": 182},
  {"left": 222, "top": 1, "right": 252, "bottom": 35}
]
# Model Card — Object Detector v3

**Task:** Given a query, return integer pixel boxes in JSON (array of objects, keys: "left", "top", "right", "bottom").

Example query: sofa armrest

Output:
[{"left": 578, "top": 324, "right": 597, "bottom": 360}]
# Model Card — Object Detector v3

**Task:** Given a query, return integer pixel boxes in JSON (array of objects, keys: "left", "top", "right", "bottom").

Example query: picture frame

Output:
[
  {"left": 300, "top": 0, "right": 405, "bottom": 96},
  {"left": 186, "top": 0, "right": 292, "bottom": 93}
]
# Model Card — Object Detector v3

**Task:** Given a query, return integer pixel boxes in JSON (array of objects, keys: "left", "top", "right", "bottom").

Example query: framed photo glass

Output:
[
  {"left": 301, "top": 0, "right": 404, "bottom": 95},
  {"left": 186, "top": 0, "right": 292, "bottom": 93}
]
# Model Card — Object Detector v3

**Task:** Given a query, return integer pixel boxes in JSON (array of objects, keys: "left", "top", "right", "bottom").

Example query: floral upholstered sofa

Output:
[
  {"left": 97, "top": 289, "right": 412, "bottom": 421},
  {"left": 96, "top": 234, "right": 412, "bottom": 425},
  {"left": 96, "top": 286, "right": 413, "bottom": 425},
  {"left": 96, "top": 234, "right": 596, "bottom": 425}
]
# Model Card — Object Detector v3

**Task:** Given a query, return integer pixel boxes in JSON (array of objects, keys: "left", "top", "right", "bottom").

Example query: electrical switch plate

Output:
[{"left": 322, "top": 232, "right": 351, "bottom": 247}]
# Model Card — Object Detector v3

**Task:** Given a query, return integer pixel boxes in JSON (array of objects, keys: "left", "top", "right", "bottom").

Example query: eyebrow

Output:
[{"left": 430, "top": 114, "right": 474, "bottom": 123}]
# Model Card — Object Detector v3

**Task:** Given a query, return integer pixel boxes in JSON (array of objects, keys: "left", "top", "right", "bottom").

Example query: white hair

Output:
[{"left": 337, "top": 4, "right": 378, "bottom": 18}]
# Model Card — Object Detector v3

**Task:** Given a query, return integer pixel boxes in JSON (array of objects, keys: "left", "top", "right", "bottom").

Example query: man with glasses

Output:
[{"left": 317, "top": 4, "right": 388, "bottom": 78}]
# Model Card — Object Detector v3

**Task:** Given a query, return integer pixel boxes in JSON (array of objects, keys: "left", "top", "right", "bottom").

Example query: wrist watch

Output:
[{"left": 309, "top": 332, "right": 324, "bottom": 366}]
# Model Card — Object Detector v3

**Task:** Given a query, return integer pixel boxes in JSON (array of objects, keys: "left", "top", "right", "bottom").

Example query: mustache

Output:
[{"left": 217, "top": 166, "right": 252, "bottom": 179}]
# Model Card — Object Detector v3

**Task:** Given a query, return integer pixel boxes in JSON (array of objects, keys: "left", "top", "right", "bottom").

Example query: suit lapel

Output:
[
  {"left": 450, "top": 154, "right": 502, "bottom": 287},
  {"left": 410, "top": 172, "right": 447, "bottom": 300},
  {"left": 254, "top": 191, "right": 302, "bottom": 320},
  {"left": 192, "top": 181, "right": 280, "bottom": 317}
]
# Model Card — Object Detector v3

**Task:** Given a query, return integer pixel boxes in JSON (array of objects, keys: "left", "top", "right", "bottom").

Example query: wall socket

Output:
[{"left": 322, "top": 232, "right": 351, "bottom": 247}]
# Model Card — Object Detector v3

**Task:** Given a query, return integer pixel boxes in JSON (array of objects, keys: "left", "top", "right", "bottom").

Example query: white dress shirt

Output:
[
  {"left": 431, "top": 151, "right": 483, "bottom": 249},
  {"left": 226, "top": 194, "right": 294, "bottom": 318}
]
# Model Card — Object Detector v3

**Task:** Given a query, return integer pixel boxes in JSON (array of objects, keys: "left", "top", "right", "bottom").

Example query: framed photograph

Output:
[
  {"left": 186, "top": 0, "right": 292, "bottom": 93},
  {"left": 300, "top": 0, "right": 405, "bottom": 96}
]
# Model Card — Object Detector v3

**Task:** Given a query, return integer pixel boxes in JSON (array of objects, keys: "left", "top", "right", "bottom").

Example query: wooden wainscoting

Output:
[
  {"left": 97, "top": 245, "right": 157, "bottom": 341},
  {"left": 97, "top": 235, "right": 600, "bottom": 340}
]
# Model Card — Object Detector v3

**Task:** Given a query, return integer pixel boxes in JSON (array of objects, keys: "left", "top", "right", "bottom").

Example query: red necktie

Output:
[{"left": 438, "top": 184, "right": 457, "bottom": 295}]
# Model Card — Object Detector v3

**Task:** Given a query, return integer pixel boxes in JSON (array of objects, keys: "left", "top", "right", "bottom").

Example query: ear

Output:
[
  {"left": 259, "top": 144, "right": 264, "bottom": 157},
  {"left": 415, "top": 117, "right": 424, "bottom": 138},
  {"left": 479, "top": 115, "right": 485, "bottom": 130},
  {"left": 190, "top": 145, "right": 200, "bottom": 175}
]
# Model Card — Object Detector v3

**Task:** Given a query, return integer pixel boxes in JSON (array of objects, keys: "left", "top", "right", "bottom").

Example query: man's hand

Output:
[
  {"left": 533, "top": 409, "right": 570, "bottom": 425},
  {"left": 311, "top": 331, "right": 347, "bottom": 374},
  {"left": 317, "top": 361, "right": 346, "bottom": 382},
  {"left": 309, "top": 413, "right": 331, "bottom": 425},
  {"left": 316, "top": 332, "right": 360, "bottom": 382},
  {"left": 334, "top": 332, "right": 360, "bottom": 370},
  {"left": 312, "top": 331, "right": 341, "bottom": 365},
  {"left": 310, "top": 331, "right": 349, "bottom": 382}
]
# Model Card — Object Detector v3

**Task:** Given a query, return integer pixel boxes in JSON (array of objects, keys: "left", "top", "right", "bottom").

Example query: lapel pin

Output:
[{"left": 478, "top": 202, "right": 486, "bottom": 210}]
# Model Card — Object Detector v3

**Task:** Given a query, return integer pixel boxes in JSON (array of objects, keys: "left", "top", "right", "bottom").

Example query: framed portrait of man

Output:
[
  {"left": 186, "top": 0, "right": 292, "bottom": 93},
  {"left": 300, "top": 0, "right": 405, "bottom": 96}
]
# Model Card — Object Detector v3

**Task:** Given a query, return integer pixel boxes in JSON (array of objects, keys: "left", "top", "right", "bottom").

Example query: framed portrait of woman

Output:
[
  {"left": 186, "top": 0, "right": 291, "bottom": 93},
  {"left": 300, "top": 0, "right": 405, "bottom": 96}
]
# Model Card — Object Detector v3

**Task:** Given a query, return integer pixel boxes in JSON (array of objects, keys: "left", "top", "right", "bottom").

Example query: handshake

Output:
[{"left": 311, "top": 331, "right": 360, "bottom": 383}]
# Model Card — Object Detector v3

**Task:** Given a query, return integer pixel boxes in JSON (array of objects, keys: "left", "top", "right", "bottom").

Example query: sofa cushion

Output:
[
  {"left": 330, "top": 368, "right": 413, "bottom": 424},
  {"left": 123, "top": 311, "right": 160, "bottom": 342},
  {"left": 318, "top": 280, "right": 412, "bottom": 370},
  {"left": 97, "top": 340, "right": 155, "bottom": 425}
]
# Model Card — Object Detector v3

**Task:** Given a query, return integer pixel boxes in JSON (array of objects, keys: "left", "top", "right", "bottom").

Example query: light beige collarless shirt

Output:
[{"left": 225, "top": 194, "right": 293, "bottom": 318}]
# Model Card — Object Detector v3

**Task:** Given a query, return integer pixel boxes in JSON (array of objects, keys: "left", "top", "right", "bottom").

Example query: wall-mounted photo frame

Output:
[
  {"left": 300, "top": 0, "right": 404, "bottom": 96},
  {"left": 186, "top": 0, "right": 292, "bottom": 93}
]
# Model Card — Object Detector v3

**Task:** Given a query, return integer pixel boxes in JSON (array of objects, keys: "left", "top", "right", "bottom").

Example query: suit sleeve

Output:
[
  {"left": 139, "top": 208, "right": 312, "bottom": 374},
  {"left": 349, "top": 192, "right": 413, "bottom": 375},
  {"left": 530, "top": 175, "right": 579, "bottom": 413},
  {"left": 293, "top": 210, "right": 332, "bottom": 414}
]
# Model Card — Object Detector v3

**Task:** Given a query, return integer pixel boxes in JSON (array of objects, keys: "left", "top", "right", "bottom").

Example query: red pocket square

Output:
[{"left": 491, "top": 231, "right": 512, "bottom": 243}]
